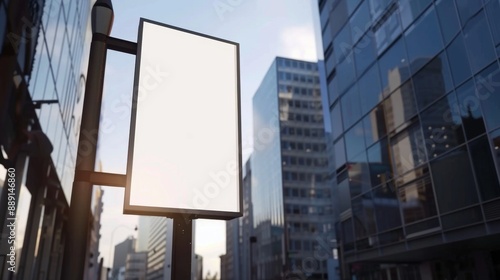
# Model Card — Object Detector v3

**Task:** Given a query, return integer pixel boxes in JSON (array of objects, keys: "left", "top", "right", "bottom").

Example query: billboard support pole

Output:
[{"left": 171, "top": 216, "right": 193, "bottom": 279}]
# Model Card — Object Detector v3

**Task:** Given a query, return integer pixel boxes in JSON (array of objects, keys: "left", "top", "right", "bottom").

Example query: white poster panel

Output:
[{"left": 124, "top": 19, "right": 241, "bottom": 219}]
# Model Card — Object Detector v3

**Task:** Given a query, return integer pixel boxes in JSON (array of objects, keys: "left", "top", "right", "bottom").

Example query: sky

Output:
[{"left": 96, "top": 0, "right": 323, "bottom": 276}]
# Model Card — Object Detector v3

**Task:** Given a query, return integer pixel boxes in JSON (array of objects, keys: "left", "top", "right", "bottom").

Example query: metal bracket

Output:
[{"left": 74, "top": 170, "right": 127, "bottom": 187}]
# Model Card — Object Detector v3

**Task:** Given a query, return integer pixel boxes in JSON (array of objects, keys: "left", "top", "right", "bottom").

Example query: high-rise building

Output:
[
  {"left": 318, "top": 0, "right": 500, "bottom": 278},
  {"left": 145, "top": 217, "right": 173, "bottom": 280},
  {"left": 252, "top": 57, "right": 335, "bottom": 279},
  {"left": 222, "top": 157, "right": 253, "bottom": 280},
  {"left": 125, "top": 251, "right": 148, "bottom": 280},
  {"left": 113, "top": 237, "right": 136, "bottom": 280},
  {"left": 0, "top": 0, "right": 92, "bottom": 278}
]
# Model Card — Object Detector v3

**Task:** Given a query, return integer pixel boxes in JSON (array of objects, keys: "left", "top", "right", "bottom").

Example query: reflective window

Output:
[
  {"left": 331, "top": 101, "right": 343, "bottom": 140},
  {"left": 475, "top": 62, "right": 500, "bottom": 131},
  {"left": 455, "top": 79, "right": 486, "bottom": 139},
  {"left": 413, "top": 52, "right": 453, "bottom": 110},
  {"left": 469, "top": 136, "right": 500, "bottom": 201},
  {"left": 383, "top": 80, "right": 417, "bottom": 133},
  {"left": 436, "top": 0, "right": 460, "bottom": 45},
  {"left": 359, "top": 64, "right": 383, "bottom": 115},
  {"left": 363, "top": 105, "right": 387, "bottom": 147},
  {"left": 334, "top": 137, "right": 347, "bottom": 170},
  {"left": 345, "top": 121, "right": 366, "bottom": 161},
  {"left": 378, "top": 38, "right": 410, "bottom": 95},
  {"left": 333, "top": 23, "right": 353, "bottom": 63},
  {"left": 390, "top": 123, "right": 426, "bottom": 176},
  {"left": 369, "top": 0, "right": 393, "bottom": 20},
  {"left": 341, "top": 85, "right": 362, "bottom": 129},
  {"left": 373, "top": 183, "right": 402, "bottom": 231},
  {"left": 404, "top": 7, "right": 443, "bottom": 74},
  {"left": 352, "top": 194, "right": 377, "bottom": 239},
  {"left": 354, "top": 32, "right": 377, "bottom": 76},
  {"left": 367, "top": 137, "right": 393, "bottom": 187},
  {"left": 347, "top": 0, "right": 362, "bottom": 16},
  {"left": 486, "top": 0, "right": 500, "bottom": 47},
  {"left": 336, "top": 52, "right": 356, "bottom": 95},
  {"left": 421, "top": 93, "right": 465, "bottom": 160},
  {"left": 398, "top": 176, "right": 437, "bottom": 224},
  {"left": 447, "top": 34, "right": 472, "bottom": 86},
  {"left": 455, "top": 0, "right": 482, "bottom": 26},
  {"left": 490, "top": 128, "right": 500, "bottom": 176},
  {"left": 463, "top": 11, "right": 496, "bottom": 74},
  {"left": 330, "top": 0, "right": 349, "bottom": 36},
  {"left": 350, "top": 0, "right": 371, "bottom": 44},
  {"left": 431, "top": 146, "right": 478, "bottom": 213},
  {"left": 399, "top": 0, "right": 432, "bottom": 30},
  {"left": 348, "top": 151, "right": 371, "bottom": 197},
  {"left": 337, "top": 172, "right": 352, "bottom": 213},
  {"left": 374, "top": 6, "right": 402, "bottom": 54}
]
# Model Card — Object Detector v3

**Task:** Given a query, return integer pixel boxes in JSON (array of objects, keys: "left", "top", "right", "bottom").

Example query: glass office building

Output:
[
  {"left": 0, "top": 0, "right": 92, "bottom": 278},
  {"left": 318, "top": 0, "right": 500, "bottom": 279},
  {"left": 252, "top": 57, "right": 335, "bottom": 279}
]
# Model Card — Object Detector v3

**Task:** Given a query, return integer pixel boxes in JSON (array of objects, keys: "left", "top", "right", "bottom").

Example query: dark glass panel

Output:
[
  {"left": 347, "top": 0, "right": 362, "bottom": 16},
  {"left": 350, "top": 0, "right": 371, "bottom": 44},
  {"left": 352, "top": 193, "right": 377, "bottom": 240},
  {"left": 441, "top": 206, "right": 483, "bottom": 230},
  {"left": 436, "top": 0, "right": 460, "bottom": 45},
  {"left": 337, "top": 173, "right": 352, "bottom": 213},
  {"left": 374, "top": 6, "right": 402, "bottom": 55},
  {"left": 475, "top": 62, "right": 500, "bottom": 131},
  {"left": 333, "top": 23, "right": 353, "bottom": 64},
  {"left": 398, "top": 176, "right": 437, "bottom": 224},
  {"left": 447, "top": 34, "right": 472, "bottom": 86},
  {"left": 469, "top": 136, "right": 500, "bottom": 201},
  {"left": 368, "top": 0, "right": 393, "bottom": 19},
  {"left": 413, "top": 52, "right": 453, "bottom": 110},
  {"left": 390, "top": 123, "right": 426, "bottom": 176},
  {"left": 378, "top": 38, "right": 410, "bottom": 96},
  {"left": 348, "top": 151, "right": 371, "bottom": 197},
  {"left": 334, "top": 137, "right": 347, "bottom": 170},
  {"left": 490, "top": 128, "right": 500, "bottom": 177},
  {"left": 331, "top": 101, "right": 343, "bottom": 140},
  {"left": 455, "top": 79, "right": 486, "bottom": 139},
  {"left": 367, "top": 137, "right": 393, "bottom": 187},
  {"left": 455, "top": 0, "right": 482, "bottom": 26},
  {"left": 341, "top": 84, "right": 362, "bottom": 129},
  {"left": 359, "top": 64, "right": 383, "bottom": 115},
  {"left": 463, "top": 11, "right": 496, "bottom": 74},
  {"left": 354, "top": 32, "right": 377, "bottom": 76},
  {"left": 341, "top": 219, "right": 355, "bottom": 251},
  {"left": 373, "top": 183, "right": 402, "bottom": 231},
  {"left": 405, "top": 7, "right": 443, "bottom": 74},
  {"left": 345, "top": 121, "right": 366, "bottom": 161},
  {"left": 336, "top": 52, "right": 356, "bottom": 95},
  {"left": 421, "top": 93, "right": 465, "bottom": 160},
  {"left": 330, "top": 0, "right": 349, "bottom": 37},
  {"left": 363, "top": 105, "right": 387, "bottom": 147},
  {"left": 384, "top": 80, "right": 418, "bottom": 132},
  {"left": 399, "top": 0, "right": 432, "bottom": 29},
  {"left": 486, "top": 0, "right": 500, "bottom": 47},
  {"left": 431, "top": 146, "right": 478, "bottom": 213}
]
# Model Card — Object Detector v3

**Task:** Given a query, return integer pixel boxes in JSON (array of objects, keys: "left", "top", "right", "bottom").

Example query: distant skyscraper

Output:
[
  {"left": 125, "top": 251, "right": 148, "bottom": 280},
  {"left": 252, "top": 57, "right": 335, "bottom": 279},
  {"left": 113, "top": 237, "right": 136, "bottom": 280},
  {"left": 223, "top": 157, "right": 253, "bottom": 280},
  {"left": 145, "top": 217, "right": 173, "bottom": 280},
  {"left": 318, "top": 0, "right": 500, "bottom": 279}
]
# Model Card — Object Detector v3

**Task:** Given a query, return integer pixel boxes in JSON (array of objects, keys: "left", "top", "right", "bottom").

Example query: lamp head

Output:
[{"left": 91, "top": 0, "right": 114, "bottom": 35}]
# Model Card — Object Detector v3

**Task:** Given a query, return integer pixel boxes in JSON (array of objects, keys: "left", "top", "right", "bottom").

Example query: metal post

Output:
[
  {"left": 60, "top": 34, "right": 108, "bottom": 280},
  {"left": 171, "top": 216, "right": 193, "bottom": 280}
]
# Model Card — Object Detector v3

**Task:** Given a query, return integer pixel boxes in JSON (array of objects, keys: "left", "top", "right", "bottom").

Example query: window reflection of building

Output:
[{"left": 320, "top": 0, "right": 500, "bottom": 278}]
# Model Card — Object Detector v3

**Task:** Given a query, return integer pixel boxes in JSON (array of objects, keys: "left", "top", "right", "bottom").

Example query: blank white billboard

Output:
[{"left": 124, "top": 19, "right": 241, "bottom": 219}]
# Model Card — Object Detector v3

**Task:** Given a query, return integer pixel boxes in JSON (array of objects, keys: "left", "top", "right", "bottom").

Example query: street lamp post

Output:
[{"left": 61, "top": 1, "right": 114, "bottom": 279}]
